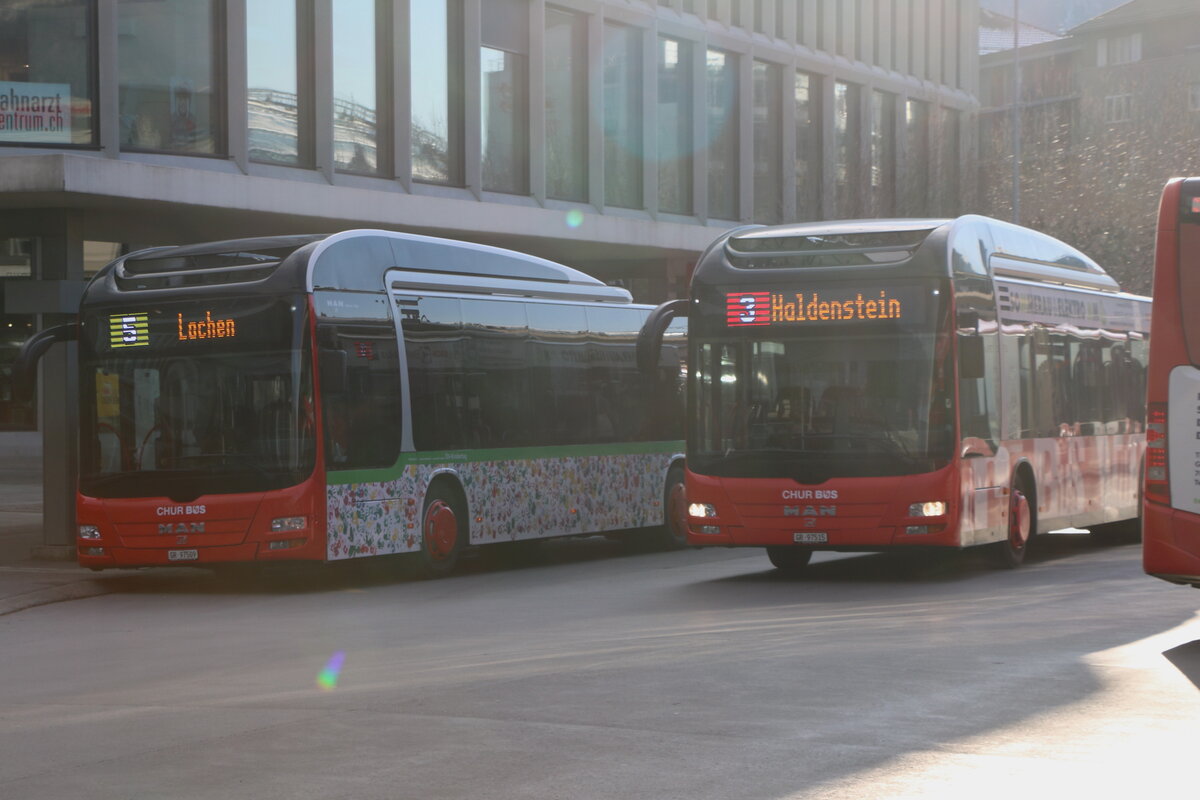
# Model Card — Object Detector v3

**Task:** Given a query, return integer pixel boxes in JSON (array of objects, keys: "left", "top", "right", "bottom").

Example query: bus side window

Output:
[{"left": 319, "top": 324, "right": 401, "bottom": 469}]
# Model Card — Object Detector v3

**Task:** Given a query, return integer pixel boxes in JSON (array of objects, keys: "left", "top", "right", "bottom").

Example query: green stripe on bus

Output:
[{"left": 326, "top": 440, "right": 684, "bottom": 485}]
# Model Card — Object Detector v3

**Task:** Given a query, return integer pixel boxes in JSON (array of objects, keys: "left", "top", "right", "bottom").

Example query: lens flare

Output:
[
  {"left": 317, "top": 650, "right": 345, "bottom": 690},
  {"left": 565, "top": 209, "right": 584, "bottom": 229}
]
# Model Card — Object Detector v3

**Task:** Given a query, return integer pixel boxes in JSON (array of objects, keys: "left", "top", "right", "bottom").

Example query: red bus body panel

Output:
[
  {"left": 1144, "top": 177, "right": 1200, "bottom": 586},
  {"left": 685, "top": 464, "right": 962, "bottom": 549},
  {"left": 76, "top": 470, "right": 327, "bottom": 568}
]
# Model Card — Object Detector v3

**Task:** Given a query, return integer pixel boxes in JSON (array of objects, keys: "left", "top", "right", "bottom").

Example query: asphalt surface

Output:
[{"left": 1, "top": 523, "right": 1198, "bottom": 799}]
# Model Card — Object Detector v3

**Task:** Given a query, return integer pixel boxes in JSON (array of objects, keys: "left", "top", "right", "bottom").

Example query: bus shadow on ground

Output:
[
  {"left": 711, "top": 532, "right": 1137, "bottom": 586},
  {"left": 1163, "top": 640, "right": 1200, "bottom": 690},
  {"left": 86, "top": 531, "right": 678, "bottom": 596}
]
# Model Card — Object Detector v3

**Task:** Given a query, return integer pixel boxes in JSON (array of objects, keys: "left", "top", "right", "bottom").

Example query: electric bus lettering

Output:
[
  {"left": 726, "top": 290, "right": 903, "bottom": 327},
  {"left": 177, "top": 310, "right": 237, "bottom": 341}
]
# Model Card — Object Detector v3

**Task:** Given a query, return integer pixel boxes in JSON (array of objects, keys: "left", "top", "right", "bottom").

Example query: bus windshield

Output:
[
  {"left": 690, "top": 281, "right": 953, "bottom": 481},
  {"left": 79, "top": 296, "right": 315, "bottom": 499}
]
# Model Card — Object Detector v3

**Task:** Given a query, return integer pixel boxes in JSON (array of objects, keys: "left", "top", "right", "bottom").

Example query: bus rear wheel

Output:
[
  {"left": 418, "top": 486, "right": 466, "bottom": 578},
  {"left": 995, "top": 478, "right": 1033, "bottom": 568},
  {"left": 767, "top": 546, "right": 813, "bottom": 574}
]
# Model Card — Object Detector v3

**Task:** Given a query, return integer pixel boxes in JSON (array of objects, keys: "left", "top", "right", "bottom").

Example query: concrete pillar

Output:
[{"left": 34, "top": 215, "right": 85, "bottom": 557}]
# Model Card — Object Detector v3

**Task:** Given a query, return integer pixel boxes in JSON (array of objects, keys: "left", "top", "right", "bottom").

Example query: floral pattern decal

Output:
[{"left": 326, "top": 451, "right": 679, "bottom": 561}]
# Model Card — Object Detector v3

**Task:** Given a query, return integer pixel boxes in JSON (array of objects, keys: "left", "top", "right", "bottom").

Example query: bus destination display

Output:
[
  {"left": 725, "top": 287, "right": 910, "bottom": 328},
  {"left": 109, "top": 309, "right": 238, "bottom": 347}
]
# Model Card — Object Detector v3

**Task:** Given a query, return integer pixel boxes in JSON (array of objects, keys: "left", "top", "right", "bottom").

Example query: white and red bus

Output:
[
  {"left": 1144, "top": 177, "right": 1200, "bottom": 587},
  {"left": 18, "top": 230, "right": 687, "bottom": 575},
  {"left": 646, "top": 216, "right": 1149, "bottom": 572}
]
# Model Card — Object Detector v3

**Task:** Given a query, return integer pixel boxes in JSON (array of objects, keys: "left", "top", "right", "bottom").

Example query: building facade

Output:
[
  {"left": 0, "top": 0, "right": 978, "bottom": 546},
  {"left": 979, "top": 0, "right": 1200, "bottom": 295}
]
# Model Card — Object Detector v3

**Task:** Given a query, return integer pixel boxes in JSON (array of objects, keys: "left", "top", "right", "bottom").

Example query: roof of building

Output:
[
  {"left": 979, "top": 9, "right": 1064, "bottom": 55},
  {"left": 1070, "top": 0, "right": 1199, "bottom": 34}
]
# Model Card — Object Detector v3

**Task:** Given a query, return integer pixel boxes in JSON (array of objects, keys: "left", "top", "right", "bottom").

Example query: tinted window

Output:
[{"left": 319, "top": 323, "right": 401, "bottom": 469}]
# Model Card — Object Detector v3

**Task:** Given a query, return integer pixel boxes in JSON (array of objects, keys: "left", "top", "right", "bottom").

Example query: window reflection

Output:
[
  {"left": 604, "top": 23, "right": 643, "bottom": 210},
  {"left": 546, "top": 7, "right": 587, "bottom": 202},
  {"left": 333, "top": 0, "right": 379, "bottom": 174},
  {"left": 247, "top": 0, "right": 302, "bottom": 166},
  {"left": 0, "top": 0, "right": 95, "bottom": 146},
  {"left": 753, "top": 60, "right": 782, "bottom": 224},
  {"left": 706, "top": 48, "right": 738, "bottom": 220},
  {"left": 659, "top": 36, "right": 693, "bottom": 215},
  {"left": 795, "top": 71, "right": 820, "bottom": 221},
  {"left": 481, "top": 47, "right": 529, "bottom": 194},
  {"left": 118, "top": 0, "right": 219, "bottom": 154},
  {"left": 833, "top": 81, "right": 861, "bottom": 219},
  {"left": 411, "top": 0, "right": 463, "bottom": 185}
]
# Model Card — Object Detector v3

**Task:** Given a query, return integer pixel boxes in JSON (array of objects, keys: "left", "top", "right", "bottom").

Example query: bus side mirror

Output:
[
  {"left": 13, "top": 323, "right": 78, "bottom": 402},
  {"left": 958, "top": 335, "right": 984, "bottom": 380},
  {"left": 319, "top": 349, "right": 347, "bottom": 394},
  {"left": 637, "top": 299, "right": 688, "bottom": 375}
]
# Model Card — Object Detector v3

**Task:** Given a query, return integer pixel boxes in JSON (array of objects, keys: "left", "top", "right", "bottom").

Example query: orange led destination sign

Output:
[
  {"left": 178, "top": 310, "right": 237, "bottom": 341},
  {"left": 726, "top": 289, "right": 904, "bottom": 328}
]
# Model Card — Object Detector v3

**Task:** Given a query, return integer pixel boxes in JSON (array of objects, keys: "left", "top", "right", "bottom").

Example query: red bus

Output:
[
  {"left": 1144, "top": 177, "right": 1200, "bottom": 587},
  {"left": 646, "top": 216, "right": 1149, "bottom": 572},
  {"left": 17, "top": 230, "right": 687, "bottom": 575}
]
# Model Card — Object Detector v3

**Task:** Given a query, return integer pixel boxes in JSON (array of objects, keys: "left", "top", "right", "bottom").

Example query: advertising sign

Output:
[{"left": 0, "top": 81, "right": 72, "bottom": 144}]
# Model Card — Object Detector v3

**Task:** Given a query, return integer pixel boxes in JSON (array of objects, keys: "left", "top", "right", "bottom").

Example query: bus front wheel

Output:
[
  {"left": 767, "top": 546, "right": 813, "bottom": 574},
  {"left": 657, "top": 464, "right": 688, "bottom": 548},
  {"left": 995, "top": 477, "right": 1034, "bottom": 569},
  {"left": 418, "top": 486, "right": 466, "bottom": 578}
]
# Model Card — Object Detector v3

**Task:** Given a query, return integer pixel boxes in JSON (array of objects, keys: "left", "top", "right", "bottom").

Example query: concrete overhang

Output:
[{"left": 0, "top": 153, "right": 727, "bottom": 271}]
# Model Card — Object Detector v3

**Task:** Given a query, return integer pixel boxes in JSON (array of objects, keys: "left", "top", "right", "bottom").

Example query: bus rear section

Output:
[{"left": 1144, "top": 177, "right": 1200, "bottom": 587}]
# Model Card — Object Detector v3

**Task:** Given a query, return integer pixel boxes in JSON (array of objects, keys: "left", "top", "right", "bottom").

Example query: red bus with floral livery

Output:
[
  {"left": 644, "top": 216, "right": 1148, "bottom": 572},
  {"left": 18, "top": 230, "right": 686, "bottom": 575},
  {"left": 1144, "top": 177, "right": 1200, "bottom": 587}
]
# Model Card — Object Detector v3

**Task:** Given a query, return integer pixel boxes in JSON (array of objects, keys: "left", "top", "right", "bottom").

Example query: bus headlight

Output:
[
  {"left": 688, "top": 503, "right": 718, "bottom": 518},
  {"left": 78, "top": 525, "right": 101, "bottom": 540},
  {"left": 271, "top": 516, "right": 308, "bottom": 532},
  {"left": 908, "top": 501, "right": 946, "bottom": 517}
]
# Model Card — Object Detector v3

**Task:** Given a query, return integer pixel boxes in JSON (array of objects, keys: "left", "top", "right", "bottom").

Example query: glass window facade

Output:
[
  {"left": 603, "top": 23, "right": 643, "bottom": 210},
  {"left": 706, "top": 48, "right": 738, "bottom": 220},
  {"left": 118, "top": 0, "right": 220, "bottom": 154},
  {"left": 938, "top": 107, "right": 960, "bottom": 215},
  {"left": 411, "top": 0, "right": 464, "bottom": 185},
  {"left": 904, "top": 98, "right": 930, "bottom": 215},
  {"left": 833, "top": 80, "right": 860, "bottom": 219},
  {"left": 870, "top": 89, "right": 896, "bottom": 217},
  {"left": 658, "top": 36, "right": 693, "bottom": 215},
  {"left": 753, "top": 60, "right": 782, "bottom": 224},
  {"left": 795, "top": 71, "right": 820, "bottom": 221},
  {"left": 481, "top": 46, "right": 529, "bottom": 194},
  {"left": 0, "top": 0, "right": 95, "bottom": 146},
  {"left": 480, "top": 1, "right": 529, "bottom": 195},
  {"left": 247, "top": 0, "right": 304, "bottom": 166},
  {"left": 545, "top": 6, "right": 587, "bottom": 202},
  {"left": 333, "top": 0, "right": 381, "bottom": 174}
]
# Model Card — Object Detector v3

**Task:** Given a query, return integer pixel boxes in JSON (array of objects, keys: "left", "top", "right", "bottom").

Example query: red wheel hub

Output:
[
  {"left": 424, "top": 501, "right": 458, "bottom": 561},
  {"left": 1009, "top": 490, "right": 1031, "bottom": 550}
]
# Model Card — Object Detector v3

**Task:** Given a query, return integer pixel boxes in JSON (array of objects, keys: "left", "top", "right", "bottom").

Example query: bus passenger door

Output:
[{"left": 952, "top": 228, "right": 1005, "bottom": 546}]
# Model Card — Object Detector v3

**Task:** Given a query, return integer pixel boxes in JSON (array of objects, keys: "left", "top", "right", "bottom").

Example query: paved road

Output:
[{"left": 1, "top": 535, "right": 1198, "bottom": 799}]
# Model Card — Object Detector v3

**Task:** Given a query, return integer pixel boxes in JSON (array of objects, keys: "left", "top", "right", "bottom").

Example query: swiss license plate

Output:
[
  {"left": 793, "top": 532, "right": 827, "bottom": 544},
  {"left": 167, "top": 549, "right": 199, "bottom": 562}
]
